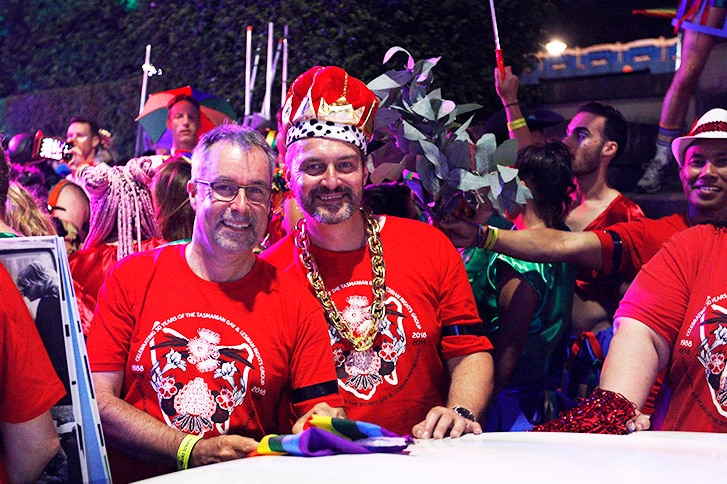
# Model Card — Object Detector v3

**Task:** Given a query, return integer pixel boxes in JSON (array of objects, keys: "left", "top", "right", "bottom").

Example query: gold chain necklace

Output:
[{"left": 295, "top": 209, "right": 387, "bottom": 352}]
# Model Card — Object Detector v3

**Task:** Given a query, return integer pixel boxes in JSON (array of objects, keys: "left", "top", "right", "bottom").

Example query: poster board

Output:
[{"left": 0, "top": 236, "right": 110, "bottom": 483}]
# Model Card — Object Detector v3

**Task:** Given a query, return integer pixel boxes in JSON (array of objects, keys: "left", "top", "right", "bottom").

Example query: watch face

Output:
[{"left": 453, "top": 406, "right": 475, "bottom": 421}]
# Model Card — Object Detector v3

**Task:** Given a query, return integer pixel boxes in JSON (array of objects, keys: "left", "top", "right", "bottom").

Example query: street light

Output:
[{"left": 545, "top": 40, "right": 567, "bottom": 56}]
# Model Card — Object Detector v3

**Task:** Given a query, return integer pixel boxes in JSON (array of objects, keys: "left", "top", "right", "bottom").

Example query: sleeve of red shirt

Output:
[
  {"left": 0, "top": 264, "right": 66, "bottom": 423},
  {"left": 614, "top": 226, "right": 698, "bottom": 345},
  {"left": 86, "top": 258, "right": 138, "bottom": 374},
  {"left": 287, "top": 282, "right": 344, "bottom": 416},
  {"left": 595, "top": 229, "right": 616, "bottom": 275},
  {"left": 435, "top": 228, "right": 493, "bottom": 359},
  {"left": 595, "top": 219, "right": 650, "bottom": 281}
]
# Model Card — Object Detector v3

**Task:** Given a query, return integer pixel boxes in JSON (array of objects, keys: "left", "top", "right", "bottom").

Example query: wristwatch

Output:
[{"left": 452, "top": 406, "right": 476, "bottom": 421}]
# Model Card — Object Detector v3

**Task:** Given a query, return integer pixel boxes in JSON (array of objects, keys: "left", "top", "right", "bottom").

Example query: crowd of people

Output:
[{"left": 3, "top": 12, "right": 727, "bottom": 480}]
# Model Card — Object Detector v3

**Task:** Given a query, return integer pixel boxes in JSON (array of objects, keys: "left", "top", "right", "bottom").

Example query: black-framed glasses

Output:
[{"left": 195, "top": 180, "right": 272, "bottom": 205}]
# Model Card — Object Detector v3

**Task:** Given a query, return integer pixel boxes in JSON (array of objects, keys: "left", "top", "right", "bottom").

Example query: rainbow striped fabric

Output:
[{"left": 254, "top": 415, "right": 413, "bottom": 457}]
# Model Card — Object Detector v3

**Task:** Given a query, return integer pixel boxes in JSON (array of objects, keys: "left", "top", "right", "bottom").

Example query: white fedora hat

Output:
[{"left": 672, "top": 108, "right": 727, "bottom": 165}]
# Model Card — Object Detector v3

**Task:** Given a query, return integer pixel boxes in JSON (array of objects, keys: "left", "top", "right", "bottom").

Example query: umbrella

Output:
[{"left": 135, "top": 85, "right": 237, "bottom": 149}]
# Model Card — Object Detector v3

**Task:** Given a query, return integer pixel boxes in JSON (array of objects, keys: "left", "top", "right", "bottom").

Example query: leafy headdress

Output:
[{"left": 366, "top": 47, "right": 531, "bottom": 221}]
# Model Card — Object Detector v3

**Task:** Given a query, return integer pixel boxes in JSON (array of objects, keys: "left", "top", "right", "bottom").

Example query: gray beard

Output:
[
  {"left": 302, "top": 187, "right": 358, "bottom": 225},
  {"left": 213, "top": 213, "right": 260, "bottom": 252},
  {"left": 213, "top": 230, "right": 258, "bottom": 253}
]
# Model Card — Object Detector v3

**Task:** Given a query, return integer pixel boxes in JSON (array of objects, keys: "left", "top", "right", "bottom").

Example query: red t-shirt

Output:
[
  {"left": 87, "top": 245, "right": 342, "bottom": 481},
  {"left": 615, "top": 224, "right": 727, "bottom": 432},
  {"left": 594, "top": 212, "right": 689, "bottom": 280},
  {"left": 69, "top": 238, "right": 164, "bottom": 335},
  {"left": 594, "top": 212, "right": 689, "bottom": 413},
  {"left": 0, "top": 263, "right": 66, "bottom": 482},
  {"left": 262, "top": 216, "right": 492, "bottom": 435},
  {"left": 576, "top": 193, "right": 645, "bottom": 299}
]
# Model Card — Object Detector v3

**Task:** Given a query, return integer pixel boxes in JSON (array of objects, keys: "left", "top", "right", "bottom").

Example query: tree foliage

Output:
[{"left": 0, "top": 0, "right": 554, "bottom": 161}]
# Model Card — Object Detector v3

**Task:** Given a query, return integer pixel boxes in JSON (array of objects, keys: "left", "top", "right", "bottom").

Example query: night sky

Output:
[{"left": 543, "top": 0, "right": 677, "bottom": 48}]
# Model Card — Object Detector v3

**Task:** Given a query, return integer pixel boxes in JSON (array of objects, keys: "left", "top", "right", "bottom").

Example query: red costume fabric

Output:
[
  {"left": 0, "top": 263, "right": 65, "bottom": 481},
  {"left": 262, "top": 216, "right": 492, "bottom": 435},
  {"left": 615, "top": 224, "right": 727, "bottom": 432},
  {"left": 86, "top": 244, "right": 343, "bottom": 481},
  {"left": 576, "top": 193, "right": 645, "bottom": 299},
  {"left": 582, "top": 193, "right": 645, "bottom": 230},
  {"left": 594, "top": 212, "right": 689, "bottom": 280},
  {"left": 69, "top": 238, "right": 164, "bottom": 335}
]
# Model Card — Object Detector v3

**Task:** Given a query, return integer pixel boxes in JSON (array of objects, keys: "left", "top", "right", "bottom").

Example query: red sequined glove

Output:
[{"left": 532, "top": 388, "right": 637, "bottom": 434}]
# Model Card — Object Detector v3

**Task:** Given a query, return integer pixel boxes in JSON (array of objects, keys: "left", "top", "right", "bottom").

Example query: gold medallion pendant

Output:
[{"left": 295, "top": 209, "right": 387, "bottom": 352}]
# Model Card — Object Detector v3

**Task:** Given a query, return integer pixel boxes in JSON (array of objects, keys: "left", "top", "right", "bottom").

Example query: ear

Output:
[
  {"left": 187, "top": 180, "right": 197, "bottom": 209},
  {"left": 363, "top": 154, "right": 371, "bottom": 185},
  {"left": 601, "top": 140, "right": 618, "bottom": 158},
  {"left": 92, "top": 136, "right": 100, "bottom": 149},
  {"left": 277, "top": 138, "right": 287, "bottom": 162}
]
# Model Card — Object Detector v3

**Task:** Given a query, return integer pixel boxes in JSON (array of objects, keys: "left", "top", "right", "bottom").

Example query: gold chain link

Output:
[{"left": 295, "top": 208, "right": 387, "bottom": 352}]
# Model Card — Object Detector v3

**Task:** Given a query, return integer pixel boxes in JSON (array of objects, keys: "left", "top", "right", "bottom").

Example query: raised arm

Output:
[
  {"left": 93, "top": 371, "right": 258, "bottom": 470},
  {"left": 496, "top": 66, "right": 534, "bottom": 149}
]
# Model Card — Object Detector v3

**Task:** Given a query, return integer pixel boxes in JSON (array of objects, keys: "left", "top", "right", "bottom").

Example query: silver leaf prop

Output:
[{"left": 368, "top": 46, "right": 529, "bottom": 220}]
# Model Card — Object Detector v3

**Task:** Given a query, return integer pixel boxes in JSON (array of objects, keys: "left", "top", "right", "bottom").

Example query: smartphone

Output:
[{"left": 32, "top": 130, "right": 72, "bottom": 161}]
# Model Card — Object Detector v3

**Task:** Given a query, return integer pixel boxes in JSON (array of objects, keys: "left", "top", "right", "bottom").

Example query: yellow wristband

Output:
[
  {"left": 507, "top": 118, "right": 527, "bottom": 131},
  {"left": 482, "top": 226, "right": 499, "bottom": 251},
  {"left": 177, "top": 434, "right": 203, "bottom": 471}
]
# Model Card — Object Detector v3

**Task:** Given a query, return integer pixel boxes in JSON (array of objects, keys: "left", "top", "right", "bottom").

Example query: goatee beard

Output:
[
  {"left": 214, "top": 212, "right": 259, "bottom": 252},
  {"left": 303, "top": 186, "right": 358, "bottom": 225}
]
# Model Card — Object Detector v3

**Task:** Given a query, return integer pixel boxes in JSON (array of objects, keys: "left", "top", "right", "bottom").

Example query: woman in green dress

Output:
[{"left": 460, "top": 141, "right": 576, "bottom": 431}]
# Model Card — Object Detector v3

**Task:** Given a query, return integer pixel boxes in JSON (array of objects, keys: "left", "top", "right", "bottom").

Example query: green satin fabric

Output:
[{"left": 462, "top": 245, "right": 575, "bottom": 389}]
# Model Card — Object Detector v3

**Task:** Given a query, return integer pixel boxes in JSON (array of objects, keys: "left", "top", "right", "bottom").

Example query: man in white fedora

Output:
[
  {"left": 598, "top": 106, "right": 727, "bottom": 432},
  {"left": 485, "top": 107, "right": 727, "bottom": 433},
  {"left": 441, "top": 108, "right": 727, "bottom": 417}
]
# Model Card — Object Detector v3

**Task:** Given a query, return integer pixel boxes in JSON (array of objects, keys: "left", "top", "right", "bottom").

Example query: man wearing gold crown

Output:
[{"left": 262, "top": 66, "right": 495, "bottom": 438}]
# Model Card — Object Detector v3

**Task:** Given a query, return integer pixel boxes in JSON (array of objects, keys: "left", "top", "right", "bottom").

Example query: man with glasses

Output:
[{"left": 86, "top": 124, "right": 344, "bottom": 482}]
